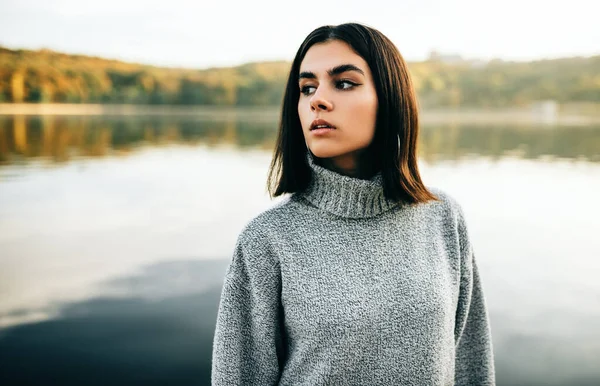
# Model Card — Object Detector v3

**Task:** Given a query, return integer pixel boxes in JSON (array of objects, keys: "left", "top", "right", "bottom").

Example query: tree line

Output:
[
  {"left": 3, "top": 115, "right": 599, "bottom": 166},
  {"left": 1, "top": 46, "right": 598, "bottom": 108}
]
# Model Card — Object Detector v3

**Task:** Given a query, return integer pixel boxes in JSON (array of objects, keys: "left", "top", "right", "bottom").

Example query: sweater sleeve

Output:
[
  {"left": 211, "top": 228, "right": 285, "bottom": 386},
  {"left": 454, "top": 207, "right": 496, "bottom": 386}
]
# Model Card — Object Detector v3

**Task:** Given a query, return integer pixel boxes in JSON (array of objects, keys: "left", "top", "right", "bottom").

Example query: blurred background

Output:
[{"left": 0, "top": 0, "right": 599, "bottom": 385}]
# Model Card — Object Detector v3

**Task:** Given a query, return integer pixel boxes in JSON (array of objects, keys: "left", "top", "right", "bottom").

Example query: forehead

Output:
[{"left": 299, "top": 40, "right": 368, "bottom": 74}]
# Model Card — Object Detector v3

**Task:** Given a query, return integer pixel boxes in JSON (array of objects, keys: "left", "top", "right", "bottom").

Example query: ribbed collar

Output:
[{"left": 298, "top": 153, "right": 400, "bottom": 219}]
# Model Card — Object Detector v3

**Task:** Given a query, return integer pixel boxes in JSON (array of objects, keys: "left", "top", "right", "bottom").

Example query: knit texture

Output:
[{"left": 212, "top": 154, "right": 495, "bottom": 385}]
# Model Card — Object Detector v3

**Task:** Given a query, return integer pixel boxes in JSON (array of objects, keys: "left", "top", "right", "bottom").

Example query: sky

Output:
[{"left": 0, "top": 0, "right": 599, "bottom": 69}]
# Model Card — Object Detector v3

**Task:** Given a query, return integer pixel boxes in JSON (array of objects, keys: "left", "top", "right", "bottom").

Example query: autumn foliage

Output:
[{"left": 1, "top": 46, "right": 598, "bottom": 107}]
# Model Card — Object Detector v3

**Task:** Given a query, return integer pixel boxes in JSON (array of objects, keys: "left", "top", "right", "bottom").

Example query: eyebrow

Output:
[{"left": 298, "top": 64, "right": 365, "bottom": 80}]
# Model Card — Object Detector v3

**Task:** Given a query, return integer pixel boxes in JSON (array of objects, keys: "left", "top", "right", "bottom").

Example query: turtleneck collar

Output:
[{"left": 298, "top": 153, "right": 400, "bottom": 219}]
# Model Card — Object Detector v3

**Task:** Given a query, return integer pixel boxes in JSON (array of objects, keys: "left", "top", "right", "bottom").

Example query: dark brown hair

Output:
[{"left": 268, "top": 23, "right": 436, "bottom": 204}]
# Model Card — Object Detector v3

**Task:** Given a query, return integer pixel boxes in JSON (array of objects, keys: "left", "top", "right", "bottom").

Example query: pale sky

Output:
[{"left": 0, "top": 0, "right": 598, "bottom": 69}]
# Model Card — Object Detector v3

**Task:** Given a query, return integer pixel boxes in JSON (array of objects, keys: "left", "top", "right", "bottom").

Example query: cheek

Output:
[
  {"left": 347, "top": 94, "right": 378, "bottom": 132},
  {"left": 297, "top": 100, "right": 311, "bottom": 129}
]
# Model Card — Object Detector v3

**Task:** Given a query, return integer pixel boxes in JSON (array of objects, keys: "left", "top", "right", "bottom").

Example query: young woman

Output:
[{"left": 212, "top": 23, "right": 495, "bottom": 385}]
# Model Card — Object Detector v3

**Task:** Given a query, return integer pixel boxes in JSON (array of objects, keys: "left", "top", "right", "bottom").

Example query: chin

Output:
[{"left": 308, "top": 145, "right": 346, "bottom": 160}]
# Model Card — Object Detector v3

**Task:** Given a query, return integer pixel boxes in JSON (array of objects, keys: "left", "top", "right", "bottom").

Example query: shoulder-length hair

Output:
[{"left": 267, "top": 22, "right": 437, "bottom": 204}]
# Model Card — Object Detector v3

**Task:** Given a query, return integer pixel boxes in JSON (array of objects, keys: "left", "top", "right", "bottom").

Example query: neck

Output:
[{"left": 316, "top": 151, "right": 378, "bottom": 180}]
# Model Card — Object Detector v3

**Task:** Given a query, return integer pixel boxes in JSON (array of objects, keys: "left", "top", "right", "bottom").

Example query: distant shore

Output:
[{"left": 1, "top": 103, "right": 598, "bottom": 126}]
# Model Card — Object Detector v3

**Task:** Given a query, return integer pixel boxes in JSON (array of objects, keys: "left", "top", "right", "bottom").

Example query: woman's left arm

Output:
[{"left": 453, "top": 206, "right": 496, "bottom": 386}]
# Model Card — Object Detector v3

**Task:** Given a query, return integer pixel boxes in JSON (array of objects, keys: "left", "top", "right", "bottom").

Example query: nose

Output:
[{"left": 309, "top": 89, "right": 333, "bottom": 112}]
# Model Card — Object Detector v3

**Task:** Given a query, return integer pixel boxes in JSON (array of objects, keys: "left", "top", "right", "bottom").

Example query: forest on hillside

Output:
[{"left": 1, "top": 46, "right": 599, "bottom": 108}]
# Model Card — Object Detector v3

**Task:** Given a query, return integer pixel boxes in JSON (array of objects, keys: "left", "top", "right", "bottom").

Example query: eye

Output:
[
  {"left": 300, "top": 85, "right": 316, "bottom": 96},
  {"left": 335, "top": 80, "right": 358, "bottom": 90}
]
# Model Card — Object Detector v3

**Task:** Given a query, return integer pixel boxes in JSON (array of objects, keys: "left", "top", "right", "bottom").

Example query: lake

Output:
[{"left": 0, "top": 112, "right": 599, "bottom": 385}]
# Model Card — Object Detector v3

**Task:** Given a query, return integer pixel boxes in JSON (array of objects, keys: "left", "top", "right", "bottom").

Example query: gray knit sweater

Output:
[{"left": 212, "top": 154, "right": 495, "bottom": 385}]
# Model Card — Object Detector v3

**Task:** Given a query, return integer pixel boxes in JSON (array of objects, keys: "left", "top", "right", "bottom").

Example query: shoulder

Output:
[
  {"left": 236, "top": 195, "right": 300, "bottom": 248},
  {"left": 418, "top": 186, "right": 470, "bottom": 230},
  {"left": 226, "top": 198, "right": 297, "bottom": 271},
  {"left": 424, "top": 187, "right": 473, "bottom": 247},
  {"left": 422, "top": 186, "right": 464, "bottom": 214}
]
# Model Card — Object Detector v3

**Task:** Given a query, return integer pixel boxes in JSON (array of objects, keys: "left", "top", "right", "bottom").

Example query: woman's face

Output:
[{"left": 297, "top": 39, "right": 378, "bottom": 174}]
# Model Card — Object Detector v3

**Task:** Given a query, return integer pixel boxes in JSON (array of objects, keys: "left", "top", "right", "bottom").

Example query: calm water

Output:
[{"left": 0, "top": 114, "right": 599, "bottom": 385}]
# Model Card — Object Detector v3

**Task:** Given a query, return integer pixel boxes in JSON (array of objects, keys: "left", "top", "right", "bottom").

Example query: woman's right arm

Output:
[{"left": 211, "top": 228, "right": 284, "bottom": 385}]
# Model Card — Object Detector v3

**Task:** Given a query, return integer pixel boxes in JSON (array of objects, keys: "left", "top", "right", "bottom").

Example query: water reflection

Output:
[
  {"left": 0, "top": 259, "right": 227, "bottom": 386},
  {"left": 0, "top": 115, "right": 599, "bottom": 166}
]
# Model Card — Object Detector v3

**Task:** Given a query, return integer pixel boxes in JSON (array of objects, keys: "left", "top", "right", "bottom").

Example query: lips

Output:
[{"left": 310, "top": 118, "right": 336, "bottom": 131}]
